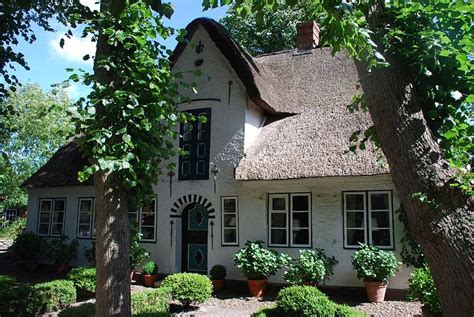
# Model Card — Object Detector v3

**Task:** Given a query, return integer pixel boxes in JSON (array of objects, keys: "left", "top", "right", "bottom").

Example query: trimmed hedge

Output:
[
  {"left": 132, "top": 288, "right": 171, "bottom": 316},
  {"left": 67, "top": 267, "right": 96, "bottom": 298},
  {"left": 334, "top": 304, "right": 367, "bottom": 317},
  {"left": 27, "top": 279, "right": 76, "bottom": 315},
  {"left": 160, "top": 273, "right": 212, "bottom": 306},
  {"left": 277, "top": 285, "right": 335, "bottom": 317}
]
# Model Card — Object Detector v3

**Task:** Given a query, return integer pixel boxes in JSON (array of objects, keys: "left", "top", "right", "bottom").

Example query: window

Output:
[
  {"left": 179, "top": 108, "right": 211, "bottom": 180},
  {"left": 5, "top": 209, "right": 18, "bottom": 221},
  {"left": 343, "top": 191, "right": 393, "bottom": 249},
  {"left": 77, "top": 198, "right": 95, "bottom": 238},
  {"left": 38, "top": 198, "right": 65, "bottom": 236},
  {"left": 128, "top": 199, "right": 157, "bottom": 242},
  {"left": 269, "top": 193, "right": 311, "bottom": 247},
  {"left": 221, "top": 197, "right": 238, "bottom": 245}
]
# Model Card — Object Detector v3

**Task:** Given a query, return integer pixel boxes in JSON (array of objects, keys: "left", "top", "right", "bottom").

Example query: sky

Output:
[{"left": 12, "top": 0, "right": 228, "bottom": 100}]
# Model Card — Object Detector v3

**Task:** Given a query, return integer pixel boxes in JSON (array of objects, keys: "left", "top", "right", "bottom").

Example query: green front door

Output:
[{"left": 182, "top": 203, "right": 208, "bottom": 273}]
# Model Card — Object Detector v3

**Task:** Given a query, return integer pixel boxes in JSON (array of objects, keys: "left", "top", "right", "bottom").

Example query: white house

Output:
[{"left": 23, "top": 18, "right": 411, "bottom": 289}]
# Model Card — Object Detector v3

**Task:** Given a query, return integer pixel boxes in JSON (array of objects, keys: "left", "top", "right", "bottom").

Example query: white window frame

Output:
[
  {"left": 368, "top": 191, "right": 393, "bottom": 249},
  {"left": 5, "top": 208, "right": 18, "bottom": 221},
  {"left": 290, "top": 193, "right": 311, "bottom": 247},
  {"left": 268, "top": 194, "right": 289, "bottom": 247},
  {"left": 139, "top": 198, "right": 157, "bottom": 242},
  {"left": 343, "top": 191, "right": 394, "bottom": 249},
  {"left": 77, "top": 198, "right": 96, "bottom": 239},
  {"left": 343, "top": 192, "right": 367, "bottom": 248},
  {"left": 221, "top": 196, "right": 239, "bottom": 246},
  {"left": 38, "top": 198, "right": 66, "bottom": 237}
]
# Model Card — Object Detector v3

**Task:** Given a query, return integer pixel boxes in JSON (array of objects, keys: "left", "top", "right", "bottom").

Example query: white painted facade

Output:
[{"left": 25, "top": 25, "right": 411, "bottom": 289}]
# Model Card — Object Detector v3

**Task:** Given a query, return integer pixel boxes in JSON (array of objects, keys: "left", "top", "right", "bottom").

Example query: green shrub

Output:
[
  {"left": 11, "top": 231, "right": 44, "bottom": 263},
  {"left": 334, "top": 304, "right": 367, "bottom": 317},
  {"left": 67, "top": 267, "right": 96, "bottom": 297},
  {"left": 59, "top": 303, "right": 95, "bottom": 317},
  {"left": 352, "top": 244, "right": 400, "bottom": 282},
  {"left": 234, "top": 240, "right": 289, "bottom": 280},
  {"left": 48, "top": 235, "right": 79, "bottom": 265},
  {"left": 251, "top": 304, "right": 279, "bottom": 317},
  {"left": 131, "top": 288, "right": 171, "bottom": 316},
  {"left": 285, "top": 249, "right": 338, "bottom": 285},
  {"left": 209, "top": 264, "right": 226, "bottom": 280},
  {"left": 142, "top": 261, "right": 158, "bottom": 275},
  {"left": 276, "top": 285, "right": 335, "bottom": 317},
  {"left": 0, "top": 217, "right": 26, "bottom": 240},
  {"left": 408, "top": 266, "right": 442, "bottom": 314},
  {"left": 0, "top": 275, "right": 20, "bottom": 316},
  {"left": 160, "top": 273, "right": 212, "bottom": 306},
  {"left": 27, "top": 279, "right": 76, "bottom": 314}
]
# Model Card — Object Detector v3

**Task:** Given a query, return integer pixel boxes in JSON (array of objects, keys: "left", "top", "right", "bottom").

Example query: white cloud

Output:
[
  {"left": 80, "top": 0, "right": 100, "bottom": 11},
  {"left": 65, "top": 83, "right": 80, "bottom": 100},
  {"left": 50, "top": 34, "right": 96, "bottom": 64}
]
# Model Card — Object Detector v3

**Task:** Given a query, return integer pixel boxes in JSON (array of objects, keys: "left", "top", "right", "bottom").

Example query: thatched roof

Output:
[
  {"left": 235, "top": 48, "right": 390, "bottom": 180},
  {"left": 23, "top": 18, "right": 388, "bottom": 188},
  {"left": 22, "top": 141, "right": 92, "bottom": 188}
]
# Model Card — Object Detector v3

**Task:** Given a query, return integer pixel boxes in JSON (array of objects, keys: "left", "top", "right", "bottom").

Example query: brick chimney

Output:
[{"left": 296, "top": 21, "right": 320, "bottom": 50}]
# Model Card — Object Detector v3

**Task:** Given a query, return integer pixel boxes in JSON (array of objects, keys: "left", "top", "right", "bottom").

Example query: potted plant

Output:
[
  {"left": 48, "top": 235, "right": 79, "bottom": 274},
  {"left": 10, "top": 231, "right": 44, "bottom": 271},
  {"left": 209, "top": 264, "right": 226, "bottom": 292},
  {"left": 352, "top": 243, "right": 400, "bottom": 302},
  {"left": 142, "top": 261, "right": 159, "bottom": 287},
  {"left": 284, "top": 249, "right": 338, "bottom": 286},
  {"left": 234, "top": 240, "right": 289, "bottom": 297},
  {"left": 130, "top": 221, "right": 150, "bottom": 281},
  {"left": 408, "top": 266, "right": 442, "bottom": 316}
]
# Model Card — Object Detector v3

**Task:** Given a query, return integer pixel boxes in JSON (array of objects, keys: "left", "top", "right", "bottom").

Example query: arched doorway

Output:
[{"left": 181, "top": 203, "right": 208, "bottom": 273}]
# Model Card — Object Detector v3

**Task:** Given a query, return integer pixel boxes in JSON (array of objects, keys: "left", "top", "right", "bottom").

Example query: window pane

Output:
[
  {"left": 346, "top": 194, "right": 364, "bottom": 210},
  {"left": 41, "top": 200, "right": 52, "bottom": 212},
  {"left": 223, "top": 199, "right": 236, "bottom": 213},
  {"left": 141, "top": 214, "right": 155, "bottom": 226},
  {"left": 271, "top": 229, "right": 286, "bottom": 245},
  {"left": 346, "top": 212, "right": 365, "bottom": 228},
  {"left": 271, "top": 198, "right": 286, "bottom": 211},
  {"left": 371, "top": 193, "right": 389, "bottom": 210},
  {"left": 271, "top": 213, "right": 286, "bottom": 228},
  {"left": 197, "top": 143, "right": 206, "bottom": 158},
  {"left": 292, "top": 212, "right": 309, "bottom": 228},
  {"left": 196, "top": 160, "right": 206, "bottom": 175},
  {"left": 182, "top": 144, "right": 191, "bottom": 157},
  {"left": 223, "top": 229, "right": 236, "bottom": 243},
  {"left": 38, "top": 224, "right": 49, "bottom": 235},
  {"left": 54, "top": 200, "right": 65, "bottom": 211},
  {"left": 197, "top": 131, "right": 207, "bottom": 141},
  {"left": 181, "top": 161, "right": 191, "bottom": 176},
  {"left": 292, "top": 228, "right": 309, "bottom": 245},
  {"left": 53, "top": 212, "right": 64, "bottom": 223},
  {"left": 80, "top": 200, "right": 92, "bottom": 212},
  {"left": 371, "top": 211, "right": 390, "bottom": 228},
  {"left": 372, "top": 229, "right": 391, "bottom": 246},
  {"left": 224, "top": 214, "right": 236, "bottom": 227},
  {"left": 143, "top": 201, "right": 155, "bottom": 214},
  {"left": 40, "top": 212, "right": 50, "bottom": 222},
  {"left": 51, "top": 224, "right": 63, "bottom": 235},
  {"left": 141, "top": 227, "right": 154, "bottom": 240},
  {"left": 78, "top": 225, "right": 91, "bottom": 237},
  {"left": 292, "top": 195, "right": 309, "bottom": 211},
  {"left": 346, "top": 229, "right": 365, "bottom": 246}
]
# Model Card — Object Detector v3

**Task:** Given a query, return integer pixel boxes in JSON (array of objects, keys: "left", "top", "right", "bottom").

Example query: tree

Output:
[
  {"left": 220, "top": 2, "right": 309, "bottom": 55},
  {"left": 204, "top": 0, "right": 473, "bottom": 315},
  {"left": 66, "top": 0, "right": 185, "bottom": 314},
  {"left": 0, "top": 84, "right": 73, "bottom": 210}
]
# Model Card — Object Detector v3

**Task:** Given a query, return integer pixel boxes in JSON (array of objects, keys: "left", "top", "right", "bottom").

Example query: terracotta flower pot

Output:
[
  {"left": 212, "top": 279, "right": 225, "bottom": 292},
  {"left": 143, "top": 274, "right": 158, "bottom": 287},
  {"left": 248, "top": 279, "right": 267, "bottom": 297},
  {"left": 364, "top": 280, "right": 388, "bottom": 303},
  {"left": 302, "top": 281, "right": 319, "bottom": 287},
  {"left": 130, "top": 270, "right": 135, "bottom": 282}
]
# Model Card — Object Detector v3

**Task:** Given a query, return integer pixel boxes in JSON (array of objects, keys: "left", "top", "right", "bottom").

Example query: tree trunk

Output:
[
  {"left": 355, "top": 59, "right": 473, "bottom": 316},
  {"left": 93, "top": 1, "right": 131, "bottom": 316}
]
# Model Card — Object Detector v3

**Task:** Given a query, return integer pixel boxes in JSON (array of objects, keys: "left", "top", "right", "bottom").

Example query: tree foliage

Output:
[{"left": 0, "top": 84, "right": 73, "bottom": 209}]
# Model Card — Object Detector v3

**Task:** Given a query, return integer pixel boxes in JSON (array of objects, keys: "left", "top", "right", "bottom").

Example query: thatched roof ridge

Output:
[{"left": 22, "top": 141, "right": 92, "bottom": 188}]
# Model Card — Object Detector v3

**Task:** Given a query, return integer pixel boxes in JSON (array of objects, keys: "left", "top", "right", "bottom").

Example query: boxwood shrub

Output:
[
  {"left": 334, "top": 304, "right": 367, "bottom": 317},
  {"left": 27, "top": 279, "right": 76, "bottom": 315},
  {"left": 131, "top": 288, "right": 171, "bottom": 316},
  {"left": 160, "top": 273, "right": 212, "bottom": 307},
  {"left": 67, "top": 267, "right": 96, "bottom": 298},
  {"left": 276, "top": 285, "right": 335, "bottom": 317}
]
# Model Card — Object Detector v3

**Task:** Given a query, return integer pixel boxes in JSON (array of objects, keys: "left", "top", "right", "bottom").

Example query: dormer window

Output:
[{"left": 179, "top": 108, "right": 211, "bottom": 180}]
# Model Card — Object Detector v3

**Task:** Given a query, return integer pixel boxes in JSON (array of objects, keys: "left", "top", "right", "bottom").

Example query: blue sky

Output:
[{"left": 12, "top": 0, "right": 228, "bottom": 100}]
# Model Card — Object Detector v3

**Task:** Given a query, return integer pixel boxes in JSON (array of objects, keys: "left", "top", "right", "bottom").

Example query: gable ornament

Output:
[{"left": 195, "top": 40, "right": 204, "bottom": 54}]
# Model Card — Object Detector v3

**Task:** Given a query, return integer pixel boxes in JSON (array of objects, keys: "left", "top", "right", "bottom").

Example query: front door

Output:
[{"left": 182, "top": 203, "right": 208, "bottom": 273}]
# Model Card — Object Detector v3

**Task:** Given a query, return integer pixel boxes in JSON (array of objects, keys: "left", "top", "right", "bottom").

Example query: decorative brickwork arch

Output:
[{"left": 169, "top": 194, "right": 215, "bottom": 219}]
